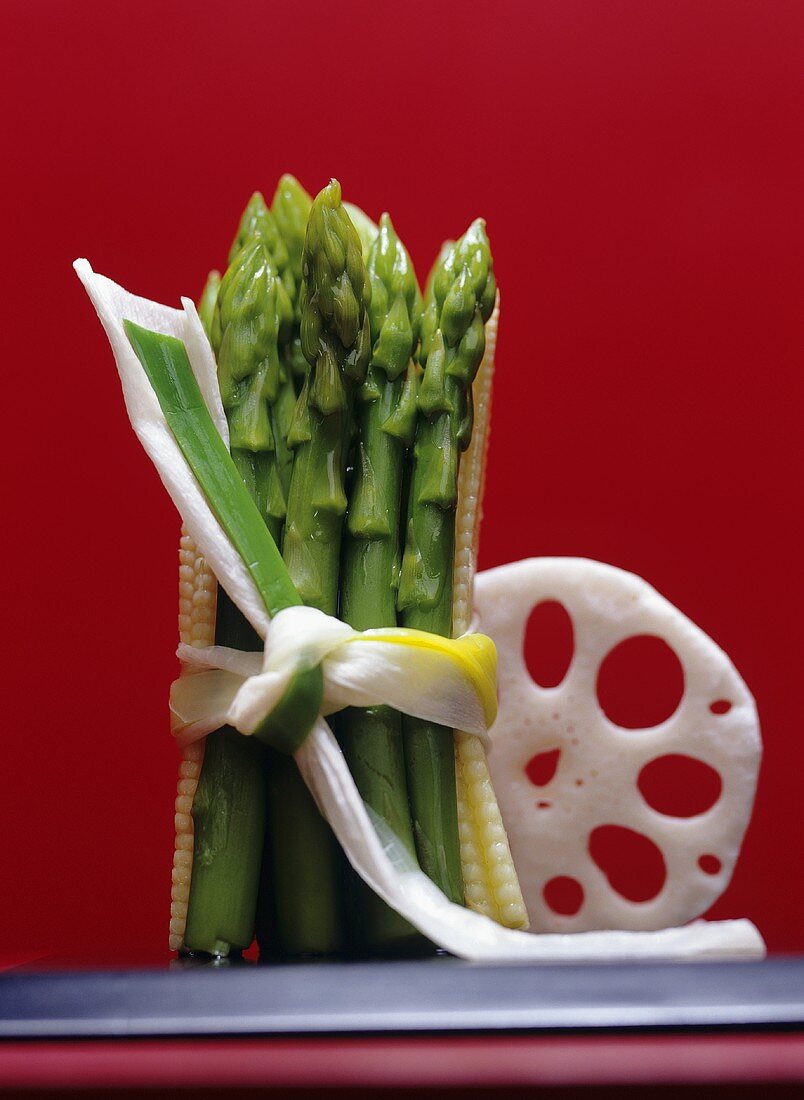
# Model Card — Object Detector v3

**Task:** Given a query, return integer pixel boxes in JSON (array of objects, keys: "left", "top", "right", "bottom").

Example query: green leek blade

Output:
[{"left": 123, "top": 320, "right": 298, "bottom": 618}]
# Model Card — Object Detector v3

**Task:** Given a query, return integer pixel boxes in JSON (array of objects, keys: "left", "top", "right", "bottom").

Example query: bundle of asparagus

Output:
[
  {"left": 166, "top": 177, "right": 523, "bottom": 958},
  {"left": 75, "top": 175, "right": 766, "bottom": 965}
]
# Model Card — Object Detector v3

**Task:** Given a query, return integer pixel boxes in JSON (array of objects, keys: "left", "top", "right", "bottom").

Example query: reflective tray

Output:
[{"left": 2, "top": 956, "right": 803, "bottom": 1039}]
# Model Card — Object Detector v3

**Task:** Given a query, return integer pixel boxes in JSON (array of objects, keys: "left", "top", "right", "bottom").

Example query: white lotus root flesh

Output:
[{"left": 474, "top": 558, "right": 761, "bottom": 933}]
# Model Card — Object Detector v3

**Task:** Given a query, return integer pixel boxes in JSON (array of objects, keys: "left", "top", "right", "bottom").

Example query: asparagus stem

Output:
[
  {"left": 397, "top": 220, "right": 497, "bottom": 905},
  {"left": 336, "top": 214, "right": 422, "bottom": 950},
  {"left": 266, "top": 179, "right": 372, "bottom": 957},
  {"left": 183, "top": 593, "right": 265, "bottom": 955}
]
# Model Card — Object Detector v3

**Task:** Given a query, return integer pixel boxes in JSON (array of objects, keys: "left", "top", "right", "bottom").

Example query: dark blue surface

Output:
[{"left": 1, "top": 957, "right": 803, "bottom": 1039}]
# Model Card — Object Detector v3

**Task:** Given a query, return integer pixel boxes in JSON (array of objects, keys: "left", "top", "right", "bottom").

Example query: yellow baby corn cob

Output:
[
  {"left": 452, "top": 300, "right": 497, "bottom": 636},
  {"left": 453, "top": 298, "right": 529, "bottom": 930},
  {"left": 169, "top": 527, "right": 217, "bottom": 951}
]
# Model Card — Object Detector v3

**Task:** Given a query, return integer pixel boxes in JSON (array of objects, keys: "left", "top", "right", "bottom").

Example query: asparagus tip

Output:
[{"left": 324, "top": 177, "right": 342, "bottom": 205}]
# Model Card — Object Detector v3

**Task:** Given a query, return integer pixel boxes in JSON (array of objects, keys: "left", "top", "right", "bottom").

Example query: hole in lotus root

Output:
[
  {"left": 589, "top": 825, "right": 667, "bottom": 902},
  {"left": 543, "top": 876, "right": 584, "bottom": 916},
  {"left": 638, "top": 754, "right": 722, "bottom": 818},
  {"left": 710, "top": 699, "right": 732, "bottom": 715},
  {"left": 596, "top": 635, "right": 684, "bottom": 729},
  {"left": 524, "top": 601, "right": 574, "bottom": 689},
  {"left": 698, "top": 854, "right": 722, "bottom": 875},
  {"left": 525, "top": 748, "right": 561, "bottom": 787}
]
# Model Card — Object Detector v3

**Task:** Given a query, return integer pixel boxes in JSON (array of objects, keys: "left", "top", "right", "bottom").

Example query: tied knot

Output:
[{"left": 170, "top": 605, "right": 497, "bottom": 754}]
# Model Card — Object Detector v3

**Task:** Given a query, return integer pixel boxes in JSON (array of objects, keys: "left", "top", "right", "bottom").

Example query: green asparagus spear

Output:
[
  {"left": 336, "top": 214, "right": 421, "bottom": 950},
  {"left": 227, "top": 192, "right": 296, "bottom": 497},
  {"left": 397, "top": 219, "right": 496, "bottom": 904},
  {"left": 265, "top": 179, "right": 372, "bottom": 957},
  {"left": 344, "top": 201, "right": 379, "bottom": 262},
  {"left": 254, "top": 177, "right": 315, "bottom": 957},
  {"left": 182, "top": 222, "right": 293, "bottom": 957},
  {"left": 125, "top": 313, "right": 326, "bottom": 957},
  {"left": 211, "top": 238, "right": 293, "bottom": 546},
  {"left": 271, "top": 175, "right": 313, "bottom": 385},
  {"left": 282, "top": 179, "right": 372, "bottom": 610},
  {"left": 198, "top": 270, "right": 221, "bottom": 339},
  {"left": 229, "top": 192, "right": 295, "bottom": 300},
  {"left": 228, "top": 192, "right": 298, "bottom": 499},
  {"left": 271, "top": 176, "right": 311, "bottom": 290}
]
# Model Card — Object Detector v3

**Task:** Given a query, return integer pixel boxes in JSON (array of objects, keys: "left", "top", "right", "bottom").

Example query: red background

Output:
[{"left": 2, "top": 0, "right": 802, "bottom": 962}]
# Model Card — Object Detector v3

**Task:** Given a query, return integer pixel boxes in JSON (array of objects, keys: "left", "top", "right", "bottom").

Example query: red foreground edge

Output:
[{"left": 1, "top": 1034, "right": 804, "bottom": 1092}]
